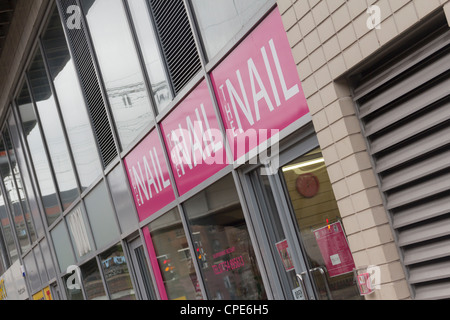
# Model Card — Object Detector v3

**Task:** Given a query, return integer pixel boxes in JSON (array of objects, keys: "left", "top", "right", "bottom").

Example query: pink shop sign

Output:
[
  {"left": 124, "top": 129, "right": 175, "bottom": 222},
  {"left": 210, "top": 8, "right": 310, "bottom": 161},
  {"left": 161, "top": 80, "right": 227, "bottom": 196}
]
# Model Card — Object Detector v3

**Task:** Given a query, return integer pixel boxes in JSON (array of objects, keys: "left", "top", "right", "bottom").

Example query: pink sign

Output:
[
  {"left": 276, "top": 240, "right": 295, "bottom": 272},
  {"left": 124, "top": 129, "right": 175, "bottom": 222},
  {"left": 210, "top": 8, "right": 310, "bottom": 161},
  {"left": 314, "top": 222, "right": 356, "bottom": 277},
  {"left": 161, "top": 80, "right": 227, "bottom": 196}
]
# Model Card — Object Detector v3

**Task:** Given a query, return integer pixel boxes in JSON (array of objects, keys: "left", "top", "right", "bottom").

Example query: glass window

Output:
[
  {"left": 34, "top": 244, "right": 48, "bottom": 285},
  {"left": 0, "top": 136, "right": 30, "bottom": 253},
  {"left": 126, "top": 0, "right": 173, "bottom": 113},
  {"left": 0, "top": 191, "right": 17, "bottom": 264},
  {"left": 17, "top": 82, "right": 62, "bottom": 226},
  {"left": 40, "top": 238, "right": 56, "bottom": 280},
  {"left": 8, "top": 113, "right": 45, "bottom": 238},
  {"left": 191, "top": 0, "right": 270, "bottom": 59},
  {"left": 183, "top": 175, "right": 267, "bottom": 300},
  {"left": 147, "top": 208, "right": 202, "bottom": 300},
  {"left": 84, "top": 181, "right": 120, "bottom": 250},
  {"left": 81, "top": 0, "right": 154, "bottom": 149},
  {"left": 106, "top": 165, "right": 138, "bottom": 234},
  {"left": 99, "top": 244, "right": 136, "bottom": 300},
  {"left": 41, "top": 8, "right": 103, "bottom": 191},
  {"left": 27, "top": 48, "right": 80, "bottom": 211},
  {"left": 81, "top": 258, "right": 107, "bottom": 300},
  {"left": 63, "top": 273, "right": 84, "bottom": 300},
  {"left": 280, "top": 148, "right": 361, "bottom": 300},
  {"left": 51, "top": 221, "right": 75, "bottom": 273},
  {"left": 66, "top": 205, "right": 94, "bottom": 260},
  {"left": 3, "top": 126, "right": 37, "bottom": 244},
  {"left": 23, "top": 252, "right": 41, "bottom": 293}
]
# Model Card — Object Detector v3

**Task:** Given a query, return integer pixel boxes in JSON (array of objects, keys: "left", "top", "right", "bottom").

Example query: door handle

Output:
[
  {"left": 309, "top": 266, "right": 333, "bottom": 300},
  {"left": 295, "top": 272, "right": 310, "bottom": 300}
]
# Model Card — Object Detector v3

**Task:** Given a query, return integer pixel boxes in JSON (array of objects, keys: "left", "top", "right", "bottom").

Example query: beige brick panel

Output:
[{"left": 275, "top": 0, "right": 450, "bottom": 300}]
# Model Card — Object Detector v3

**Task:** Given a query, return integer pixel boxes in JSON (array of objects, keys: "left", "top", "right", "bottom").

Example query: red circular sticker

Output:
[{"left": 296, "top": 173, "right": 320, "bottom": 198}]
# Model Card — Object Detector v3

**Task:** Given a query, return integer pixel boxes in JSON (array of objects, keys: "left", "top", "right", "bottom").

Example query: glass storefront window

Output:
[
  {"left": 24, "top": 252, "right": 41, "bottom": 293},
  {"left": 81, "top": 0, "right": 154, "bottom": 149},
  {"left": 40, "top": 238, "right": 56, "bottom": 280},
  {"left": 84, "top": 181, "right": 120, "bottom": 250},
  {"left": 2, "top": 126, "right": 37, "bottom": 244},
  {"left": 146, "top": 208, "right": 202, "bottom": 300},
  {"left": 280, "top": 148, "right": 361, "bottom": 300},
  {"left": 126, "top": 0, "right": 173, "bottom": 114},
  {"left": 41, "top": 8, "right": 103, "bottom": 191},
  {"left": 51, "top": 221, "right": 75, "bottom": 273},
  {"left": 0, "top": 136, "right": 30, "bottom": 253},
  {"left": 106, "top": 165, "right": 138, "bottom": 234},
  {"left": 183, "top": 175, "right": 267, "bottom": 300},
  {"left": 99, "top": 244, "right": 136, "bottom": 300},
  {"left": 191, "top": 0, "right": 270, "bottom": 59},
  {"left": 8, "top": 113, "right": 45, "bottom": 239},
  {"left": 17, "top": 82, "right": 62, "bottom": 226},
  {"left": 63, "top": 273, "right": 84, "bottom": 300},
  {"left": 27, "top": 48, "right": 80, "bottom": 211},
  {"left": 66, "top": 205, "right": 94, "bottom": 260},
  {"left": 0, "top": 191, "right": 17, "bottom": 264},
  {"left": 81, "top": 258, "right": 107, "bottom": 300},
  {"left": 34, "top": 244, "right": 48, "bottom": 285}
]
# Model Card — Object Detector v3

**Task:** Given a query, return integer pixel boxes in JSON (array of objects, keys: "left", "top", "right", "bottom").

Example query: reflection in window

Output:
[
  {"left": 34, "top": 244, "right": 48, "bottom": 285},
  {"left": 17, "top": 82, "right": 62, "bottom": 226},
  {"left": 281, "top": 148, "right": 362, "bottom": 300},
  {"left": 191, "top": 0, "right": 270, "bottom": 59},
  {"left": 81, "top": 258, "right": 107, "bottom": 300},
  {"left": 24, "top": 252, "right": 41, "bottom": 293},
  {"left": 40, "top": 238, "right": 56, "bottom": 280},
  {"left": 8, "top": 113, "right": 45, "bottom": 238},
  {"left": 84, "top": 181, "right": 120, "bottom": 250},
  {"left": 81, "top": 0, "right": 154, "bottom": 149},
  {"left": 126, "top": 0, "right": 173, "bottom": 113},
  {"left": 63, "top": 273, "right": 84, "bottom": 300},
  {"left": 183, "top": 175, "right": 267, "bottom": 300},
  {"left": 51, "top": 221, "right": 75, "bottom": 273},
  {"left": 0, "top": 191, "right": 17, "bottom": 264},
  {"left": 0, "top": 137, "right": 30, "bottom": 253},
  {"left": 100, "top": 244, "right": 136, "bottom": 300},
  {"left": 3, "top": 126, "right": 36, "bottom": 244},
  {"left": 147, "top": 208, "right": 202, "bottom": 300},
  {"left": 41, "top": 8, "right": 102, "bottom": 191},
  {"left": 27, "top": 48, "right": 79, "bottom": 211},
  {"left": 106, "top": 165, "right": 138, "bottom": 234},
  {"left": 67, "top": 206, "right": 93, "bottom": 260}
]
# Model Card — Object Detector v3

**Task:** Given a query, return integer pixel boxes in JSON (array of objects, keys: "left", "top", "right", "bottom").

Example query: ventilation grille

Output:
[
  {"left": 353, "top": 29, "right": 450, "bottom": 300},
  {"left": 57, "top": 0, "right": 117, "bottom": 169},
  {"left": 149, "top": 0, "right": 201, "bottom": 95}
]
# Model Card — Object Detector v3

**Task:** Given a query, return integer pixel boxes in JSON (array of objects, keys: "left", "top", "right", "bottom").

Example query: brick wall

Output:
[{"left": 277, "top": 0, "right": 450, "bottom": 299}]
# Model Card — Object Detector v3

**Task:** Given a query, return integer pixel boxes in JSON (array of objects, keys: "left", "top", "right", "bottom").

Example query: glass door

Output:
[
  {"left": 245, "top": 147, "right": 362, "bottom": 300},
  {"left": 129, "top": 237, "right": 158, "bottom": 300}
]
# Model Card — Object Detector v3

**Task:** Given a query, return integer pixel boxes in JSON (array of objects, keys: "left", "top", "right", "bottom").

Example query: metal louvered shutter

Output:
[
  {"left": 149, "top": 0, "right": 202, "bottom": 95},
  {"left": 352, "top": 27, "right": 450, "bottom": 300},
  {"left": 56, "top": 0, "right": 118, "bottom": 169}
]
